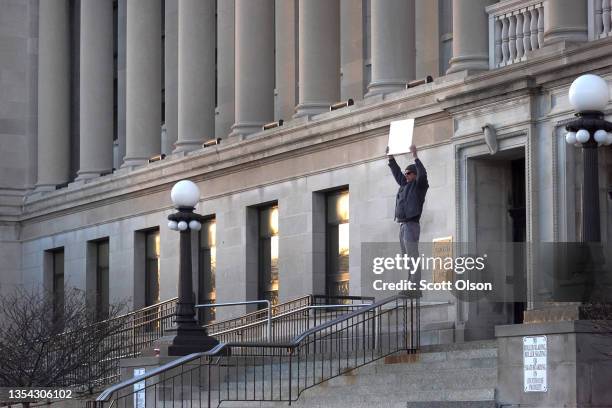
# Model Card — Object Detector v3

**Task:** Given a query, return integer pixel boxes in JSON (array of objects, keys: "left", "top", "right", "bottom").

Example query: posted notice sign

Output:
[{"left": 523, "top": 335, "right": 547, "bottom": 392}]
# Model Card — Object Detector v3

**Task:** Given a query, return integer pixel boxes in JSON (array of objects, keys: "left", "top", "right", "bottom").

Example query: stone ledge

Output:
[{"left": 495, "top": 319, "right": 612, "bottom": 338}]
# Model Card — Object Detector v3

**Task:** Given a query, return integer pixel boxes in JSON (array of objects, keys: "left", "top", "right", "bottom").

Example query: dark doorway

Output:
[{"left": 509, "top": 158, "right": 526, "bottom": 324}]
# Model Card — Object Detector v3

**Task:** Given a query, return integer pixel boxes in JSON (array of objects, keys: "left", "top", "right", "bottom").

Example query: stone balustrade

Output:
[
  {"left": 590, "top": 0, "right": 612, "bottom": 39},
  {"left": 487, "top": 0, "right": 544, "bottom": 68}
]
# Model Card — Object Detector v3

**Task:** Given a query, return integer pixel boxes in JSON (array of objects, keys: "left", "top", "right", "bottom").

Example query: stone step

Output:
[
  {"left": 405, "top": 402, "right": 497, "bottom": 408},
  {"left": 143, "top": 342, "right": 499, "bottom": 407},
  {"left": 217, "top": 389, "right": 497, "bottom": 408},
  {"left": 283, "top": 388, "right": 496, "bottom": 407}
]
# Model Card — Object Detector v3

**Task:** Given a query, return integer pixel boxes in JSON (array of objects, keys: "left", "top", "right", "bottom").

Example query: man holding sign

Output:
[
  {"left": 387, "top": 144, "right": 428, "bottom": 248},
  {"left": 386, "top": 119, "right": 429, "bottom": 292}
]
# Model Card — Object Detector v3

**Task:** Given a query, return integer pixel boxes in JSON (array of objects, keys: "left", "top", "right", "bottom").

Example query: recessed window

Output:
[
  {"left": 50, "top": 249, "right": 65, "bottom": 323},
  {"left": 259, "top": 205, "right": 279, "bottom": 306},
  {"left": 326, "top": 190, "right": 350, "bottom": 298},
  {"left": 198, "top": 217, "right": 217, "bottom": 324},
  {"left": 96, "top": 240, "right": 110, "bottom": 320},
  {"left": 145, "top": 229, "right": 161, "bottom": 306}
]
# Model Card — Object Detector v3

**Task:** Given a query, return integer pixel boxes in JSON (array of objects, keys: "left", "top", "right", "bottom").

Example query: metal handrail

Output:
[
  {"left": 203, "top": 294, "right": 312, "bottom": 333},
  {"left": 210, "top": 303, "right": 373, "bottom": 340},
  {"left": 96, "top": 343, "right": 225, "bottom": 401},
  {"left": 59, "top": 295, "right": 326, "bottom": 388},
  {"left": 197, "top": 299, "right": 272, "bottom": 340},
  {"left": 95, "top": 294, "right": 414, "bottom": 403}
]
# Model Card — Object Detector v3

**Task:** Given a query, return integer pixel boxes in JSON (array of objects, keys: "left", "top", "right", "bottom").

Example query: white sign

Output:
[
  {"left": 133, "top": 368, "right": 146, "bottom": 408},
  {"left": 387, "top": 119, "right": 414, "bottom": 155},
  {"left": 523, "top": 335, "right": 547, "bottom": 392}
]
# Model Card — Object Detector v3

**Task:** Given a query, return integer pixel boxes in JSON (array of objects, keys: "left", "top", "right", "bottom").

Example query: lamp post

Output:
[
  {"left": 164, "top": 180, "right": 218, "bottom": 355},
  {"left": 564, "top": 74, "right": 612, "bottom": 242}
]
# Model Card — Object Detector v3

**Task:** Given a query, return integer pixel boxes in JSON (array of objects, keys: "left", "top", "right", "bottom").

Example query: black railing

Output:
[
  {"left": 89, "top": 295, "right": 419, "bottom": 408},
  {"left": 203, "top": 295, "right": 311, "bottom": 334},
  {"left": 52, "top": 294, "right": 372, "bottom": 389},
  {"left": 212, "top": 295, "right": 375, "bottom": 344}
]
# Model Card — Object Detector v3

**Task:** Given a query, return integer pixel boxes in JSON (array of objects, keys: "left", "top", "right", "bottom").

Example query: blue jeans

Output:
[{"left": 400, "top": 221, "right": 421, "bottom": 285}]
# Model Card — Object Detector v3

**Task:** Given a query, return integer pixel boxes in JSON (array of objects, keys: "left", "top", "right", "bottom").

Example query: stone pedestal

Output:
[
  {"left": 150, "top": 327, "right": 219, "bottom": 357},
  {"left": 496, "top": 320, "right": 612, "bottom": 407}
]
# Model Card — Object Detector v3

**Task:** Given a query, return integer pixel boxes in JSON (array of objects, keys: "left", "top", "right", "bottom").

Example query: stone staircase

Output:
[{"left": 219, "top": 340, "right": 498, "bottom": 408}]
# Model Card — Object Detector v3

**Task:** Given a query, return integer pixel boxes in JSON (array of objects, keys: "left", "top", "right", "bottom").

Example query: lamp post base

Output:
[{"left": 149, "top": 326, "right": 220, "bottom": 357}]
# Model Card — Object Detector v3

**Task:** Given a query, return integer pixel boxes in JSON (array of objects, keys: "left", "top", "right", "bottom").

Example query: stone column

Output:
[
  {"left": 124, "top": 0, "right": 162, "bottom": 167},
  {"left": 116, "top": 0, "right": 127, "bottom": 169},
  {"left": 295, "top": 0, "right": 340, "bottom": 117},
  {"left": 543, "top": 0, "right": 588, "bottom": 45},
  {"left": 340, "top": 0, "right": 364, "bottom": 101},
  {"left": 174, "top": 0, "right": 215, "bottom": 153},
  {"left": 37, "top": 0, "right": 70, "bottom": 189},
  {"left": 77, "top": 0, "right": 113, "bottom": 180},
  {"left": 366, "top": 0, "right": 415, "bottom": 97},
  {"left": 447, "top": 0, "right": 494, "bottom": 74},
  {"left": 215, "top": 0, "right": 235, "bottom": 138},
  {"left": 415, "top": 0, "right": 440, "bottom": 78},
  {"left": 230, "top": 0, "right": 275, "bottom": 138},
  {"left": 164, "top": 0, "right": 178, "bottom": 155},
  {"left": 275, "top": 0, "right": 297, "bottom": 121}
]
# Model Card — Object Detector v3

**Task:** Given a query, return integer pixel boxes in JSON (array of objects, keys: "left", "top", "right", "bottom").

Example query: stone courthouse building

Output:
[{"left": 2, "top": 0, "right": 612, "bottom": 347}]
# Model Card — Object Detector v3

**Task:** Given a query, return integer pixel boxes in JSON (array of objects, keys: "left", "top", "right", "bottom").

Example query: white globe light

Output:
[
  {"left": 565, "top": 132, "right": 577, "bottom": 144},
  {"left": 568, "top": 74, "right": 609, "bottom": 112},
  {"left": 594, "top": 129, "right": 608, "bottom": 143},
  {"left": 606, "top": 133, "right": 612, "bottom": 146},
  {"left": 189, "top": 220, "right": 202, "bottom": 231},
  {"left": 170, "top": 180, "right": 200, "bottom": 208},
  {"left": 576, "top": 129, "right": 590, "bottom": 143},
  {"left": 177, "top": 221, "right": 188, "bottom": 231},
  {"left": 168, "top": 220, "right": 178, "bottom": 231}
]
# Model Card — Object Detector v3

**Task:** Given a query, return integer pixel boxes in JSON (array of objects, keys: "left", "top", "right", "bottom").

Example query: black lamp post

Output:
[
  {"left": 164, "top": 180, "right": 218, "bottom": 355},
  {"left": 564, "top": 74, "right": 612, "bottom": 242}
]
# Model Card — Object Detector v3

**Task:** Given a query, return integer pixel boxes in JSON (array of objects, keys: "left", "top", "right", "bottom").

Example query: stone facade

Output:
[{"left": 1, "top": 0, "right": 612, "bottom": 338}]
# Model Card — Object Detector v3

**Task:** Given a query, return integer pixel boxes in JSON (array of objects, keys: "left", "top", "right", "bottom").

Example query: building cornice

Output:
[{"left": 17, "top": 38, "right": 612, "bottom": 223}]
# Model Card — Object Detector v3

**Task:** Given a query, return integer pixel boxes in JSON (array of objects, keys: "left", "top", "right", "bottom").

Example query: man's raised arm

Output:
[
  {"left": 411, "top": 145, "right": 428, "bottom": 188},
  {"left": 388, "top": 155, "right": 406, "bottom": 186}
]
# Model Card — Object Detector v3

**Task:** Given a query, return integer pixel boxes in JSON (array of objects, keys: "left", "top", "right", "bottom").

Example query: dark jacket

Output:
[{"left": 388, "top": 157, "right": 429, "bottom": 222}]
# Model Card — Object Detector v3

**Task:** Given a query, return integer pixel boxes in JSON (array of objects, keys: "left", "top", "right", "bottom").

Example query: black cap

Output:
[{"left": 405, "top": 164, "right": 417, "bottom": 173}]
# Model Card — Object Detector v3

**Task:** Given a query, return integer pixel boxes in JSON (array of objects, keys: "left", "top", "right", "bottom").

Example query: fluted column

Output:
[
  {"left": 543, "top": 0, "right": 587, "bottom": 45},
  {"left": 230, "top": 0, "right": 274, "bottom": 138},
  {"left": 366, "top": 0, "right": 415, "bottom": 97},
  {"left": 37, "top": 0, "right": 70, "bottom": 190},
  {"left": 77, "top": 0, "right": 113, "bottom": 180},
  {"left": 123, "top": 0, "right": 162, "bottom": 167},
  {"left": 275, "top": 0, "right": 297, "bottom": 120},
  {"left": 215, "top": 0, "right": 235, "bottom": 138},
  {"left": 447, "top": 0, "right": 494, "bottom": 74},
  {"left": 294, "top": 0, "right": 340, "bottom": 117},
  {"left": 174, "top": 0, "right": 215, "bottom": 153}
]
